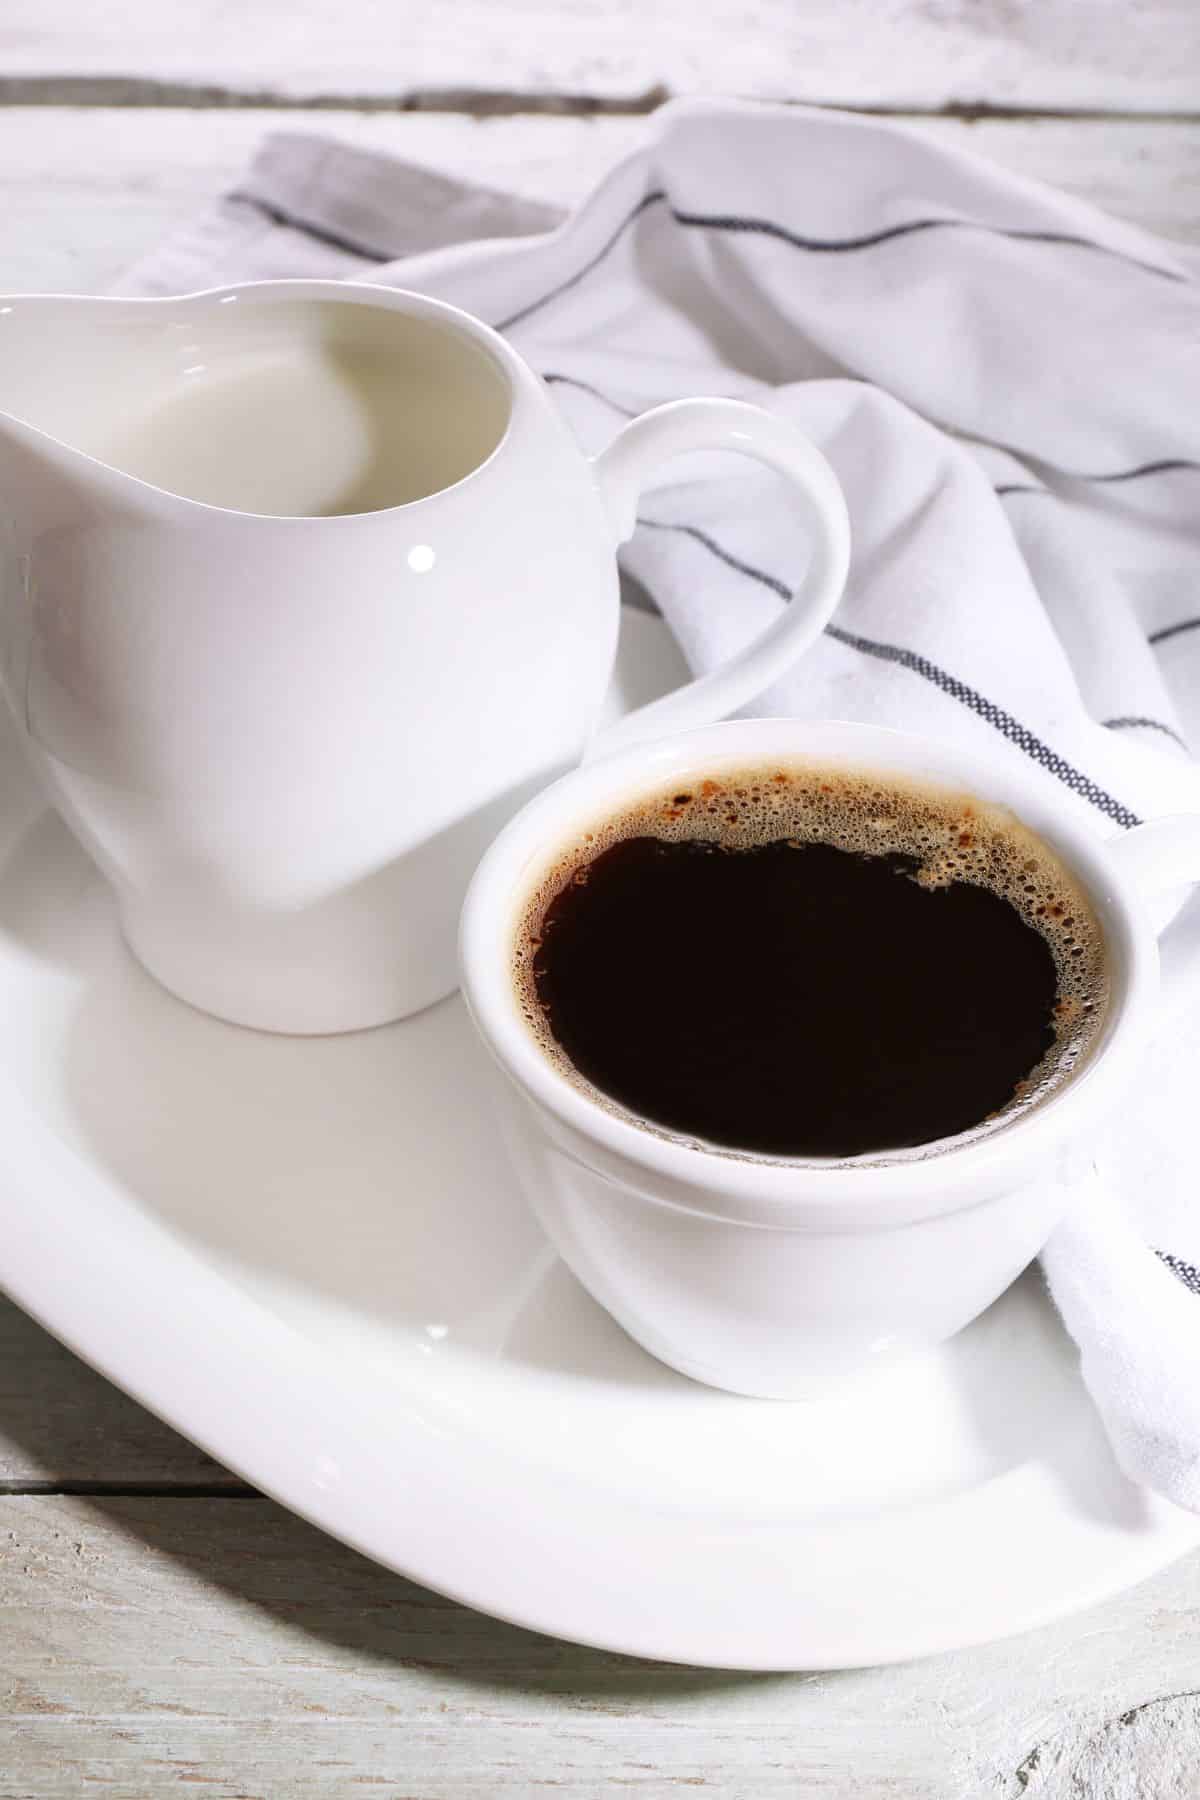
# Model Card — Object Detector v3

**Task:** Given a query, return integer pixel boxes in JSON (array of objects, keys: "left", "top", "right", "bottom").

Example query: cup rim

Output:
[{"left": 459, "top": 718, "right": 1158, "bottom": 1228}]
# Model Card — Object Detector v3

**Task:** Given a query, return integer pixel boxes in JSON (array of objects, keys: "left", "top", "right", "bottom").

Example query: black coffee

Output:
[{"left": 515, "top": 765, "right": 1107, "bottom": 1158}]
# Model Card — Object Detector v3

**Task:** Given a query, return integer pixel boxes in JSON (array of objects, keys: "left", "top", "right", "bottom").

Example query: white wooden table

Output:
[{"left": 2, "top": 6, "right": 1199, "bottom": 1794}]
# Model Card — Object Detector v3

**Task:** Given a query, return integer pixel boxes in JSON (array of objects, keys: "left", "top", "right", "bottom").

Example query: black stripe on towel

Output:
[
  {"left": 1102, "top": 716, "right": 1189, "bottom": 752},
  {"left": 823, "top": 625, "right": 1141, "bottom": 829},
  {"left": 1075, "top": 458, "right": 1200, "bottom": 485},
  {"left": 226, "top": 191, "right": 400, "bottom": 263},
  {"left": 640, "top": 517, "right": 792, "bottom": 600},
  {"left": 670, "top": 206, "right": 1185, "bottom": 285},
  {"left": 1149, "top": 617, "right": 1200, "bottom": 648},
  {"left": 1156, "top": 1250, "right": 1200, "bottom": 1297},
  {"left": 643, "top": 519, "right": 1141, "bottom": 829},
  {"left": 498, "top": 185, "right": 1185, "bottom": 333},
  {"left": 998, "top": 459, "right": 1200, "bottom": 496},
  {"left": 543, "top": 372, "right": 640, "bottom": 417},
  {"left": 546, "top": 378, "right": 1194, "bottom": 503},
  {"left": 498, "top": 190, "right": 668, "bottom": 331}
]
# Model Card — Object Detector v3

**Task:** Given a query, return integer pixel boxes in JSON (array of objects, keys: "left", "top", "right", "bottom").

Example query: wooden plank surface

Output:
[
  {"left": 0, "top": 109, "right": 1198, "bottom": 302},
  {"left": 1, "top": 19, "right": 1199, "bottom": 1793},
  {"left": 2, "top": 0, "right": 1198, "bottom": 112},
  {"left": 1, "top": 1495, "right": 1199, "bottom": 1798}
]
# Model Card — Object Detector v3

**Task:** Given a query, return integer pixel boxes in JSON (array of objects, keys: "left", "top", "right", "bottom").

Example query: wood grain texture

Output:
[
  {"left": 0, "top": 1496, "right": 1199, "bottom": 1797},
  {"left": 0, "top": 110, "right": 645, "bottom": 294},
  {"left": 1, "top": 0, "right": 1198, "bottom": 111},
  {"left": 1, "top": 109, "right": 1198, "bottom": 300},
  {"left": 1016, "top": 1694, "right": 1200, "bottom": 1799},
  {"left": 1, "top": 36, "right": 1199, "bottom": 1794}
]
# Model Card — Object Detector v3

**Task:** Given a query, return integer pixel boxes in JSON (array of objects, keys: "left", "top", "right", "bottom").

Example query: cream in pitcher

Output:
[{"left": 0, "top": 280, "right": 848, "bottom": 1033}]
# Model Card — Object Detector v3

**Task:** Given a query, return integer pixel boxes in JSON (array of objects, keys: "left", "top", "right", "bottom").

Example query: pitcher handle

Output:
[{"left": 586, "top": 399, "right": 850, "bottom": 760}]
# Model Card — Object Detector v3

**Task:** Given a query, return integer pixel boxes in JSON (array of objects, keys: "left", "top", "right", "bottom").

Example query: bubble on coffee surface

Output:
[{"left": 511, "top": 761, "right": 1109, "bottom": 1162}]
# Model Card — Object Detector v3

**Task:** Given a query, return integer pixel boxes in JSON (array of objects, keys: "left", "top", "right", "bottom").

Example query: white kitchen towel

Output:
[{"left": 125, "top": 97, "right": 1200, "bottom": 1509}]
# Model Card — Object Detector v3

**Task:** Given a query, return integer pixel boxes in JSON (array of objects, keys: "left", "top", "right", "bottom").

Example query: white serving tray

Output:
[{"left": 1, "top": 608, "right": 1195, "bottom": 1669}]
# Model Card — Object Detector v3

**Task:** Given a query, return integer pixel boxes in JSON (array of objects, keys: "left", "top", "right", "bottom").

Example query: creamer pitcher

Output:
[{"left": 0, "top": 280, "right": 849, "bottom": 1031}]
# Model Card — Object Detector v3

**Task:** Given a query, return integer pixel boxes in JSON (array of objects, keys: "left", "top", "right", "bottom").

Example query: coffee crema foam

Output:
[{"left": 511, "top": 760, "right": 1111, "bottom": 1163}]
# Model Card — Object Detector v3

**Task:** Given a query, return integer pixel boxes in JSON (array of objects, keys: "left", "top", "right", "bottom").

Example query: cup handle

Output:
[
  {"left": 586, "top": 398, "right": 850, "bottom": 759},
  {"left": 1105, "top": 815, "right": 1200, "bottom": 910},
  {"left": 1107, "top": 817, "right": 1200, "bottom": 1032}
]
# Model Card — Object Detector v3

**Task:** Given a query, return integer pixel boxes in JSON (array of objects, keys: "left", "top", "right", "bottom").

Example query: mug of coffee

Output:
[
  {"left": 460, "top": 717, "right": 1200, "bottom": 1395},
  {"left": 0, "top": 280, "right": 848, "bottom": 1032}
]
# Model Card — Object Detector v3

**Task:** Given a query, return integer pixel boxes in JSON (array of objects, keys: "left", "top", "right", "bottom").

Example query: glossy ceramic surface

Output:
[
  {"left": 0, "top": 612, "right": 1195, "bottom": 1668},
  {"left": 0, "top": 282, "right": 848, "bottom": 1034},
  {"left": 461, "top": 712, "right": 1200, "bottom": 1396}
]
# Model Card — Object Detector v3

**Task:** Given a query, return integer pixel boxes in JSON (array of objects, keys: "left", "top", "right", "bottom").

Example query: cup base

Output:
[
  {"left": 119, "top": 905, "right": 457, "bottom": 1035},
  {"left": 568, "top": 1273, "right": 938, "bottom": 1399}
]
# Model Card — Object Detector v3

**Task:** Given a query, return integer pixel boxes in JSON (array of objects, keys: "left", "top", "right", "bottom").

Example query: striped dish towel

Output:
[{"left": 126, "top": 96, "right": 1200, "bottom": 1510}]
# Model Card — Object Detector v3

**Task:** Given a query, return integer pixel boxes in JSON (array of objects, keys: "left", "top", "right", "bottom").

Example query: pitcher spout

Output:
[
  {"left": 0, "top": 278, "right": 520, "bottom": 522},
  {"left": 0, "top": 293, "right": 127, "bottom": 454},
  {"left": 0, "top": 292, "right": 205, "bottom": 511}
]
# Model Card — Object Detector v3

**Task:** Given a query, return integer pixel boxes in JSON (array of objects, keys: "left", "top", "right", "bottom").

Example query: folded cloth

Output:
[{"left": 125, "top": 97, "right": 1200, "bottom": 1509}]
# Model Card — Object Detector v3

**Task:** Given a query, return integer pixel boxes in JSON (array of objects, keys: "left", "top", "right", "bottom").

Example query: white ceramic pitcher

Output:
[{"left": 0, "top": 280, "right": 849, "bottom": 1033}]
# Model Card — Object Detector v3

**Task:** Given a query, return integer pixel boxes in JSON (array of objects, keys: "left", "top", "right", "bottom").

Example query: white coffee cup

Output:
[
  {"left": 0, "top": 280, "right": 849, "bottom": 1033},
  {"left": 460, "top": 717, "right": 1200, "bottom": 1396}
]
